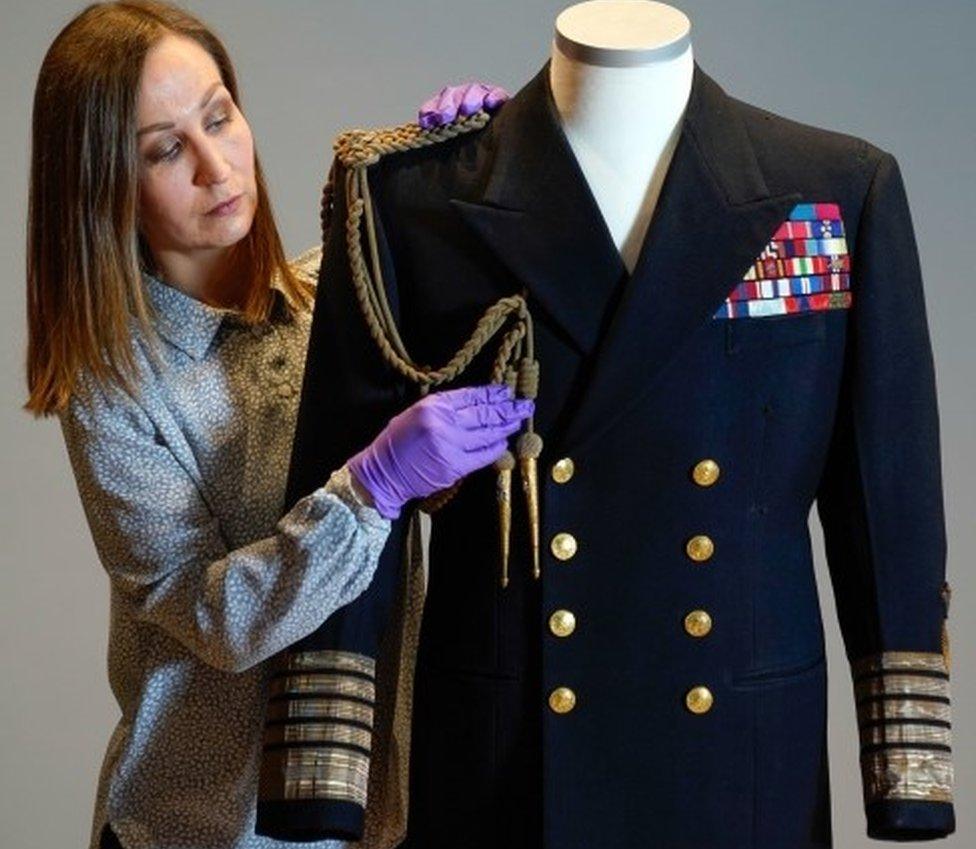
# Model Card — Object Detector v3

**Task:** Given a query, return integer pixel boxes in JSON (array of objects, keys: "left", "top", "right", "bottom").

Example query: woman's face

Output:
[{"left": 135, "top": 35, "right": 257, "bottom": 264}]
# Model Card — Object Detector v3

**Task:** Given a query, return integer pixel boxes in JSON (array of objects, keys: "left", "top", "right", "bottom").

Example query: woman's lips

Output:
[{"left": 207, "top": 194, "right": 242, "bottom": 216}]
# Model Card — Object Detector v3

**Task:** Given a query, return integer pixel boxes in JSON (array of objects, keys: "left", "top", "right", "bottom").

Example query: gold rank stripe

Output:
[
  {"left": 857, "top": 698, "right": 951, "bottom": 724},
  {"left": 261, "top": 711, "right": 374, "bottom": 806},
  {"left": 849, "top": 650, "right": 954, "bottom": 805},
  {"left": 267, "top": 671, "right": 376, "bottom": 702},
  {"left": 263, "top": 720, "right": 373, "bottom": 752},
  {"left": 264, "top": 746, "right": 372, "bottom": 805},
  {"left": 852, "top": 652, "right": 952, "bottom": 730},
  {"left": 860, "top": 749, "right": 954, "bottom": 805},
  {"left": 859, "top": 721, "right": 951, "bottom": 749},
  {"left": 854, "top": 673, "right": 951, "bottom": 701},
  {"left": 851, "top": 650, "right": 949, "bottom": 677},
  {"left": 285, "top": 648, "right": 376, "bottom": 678},
  {"left": 260, "top": 649, "right": 377, "bottom": 806},
  {"left": 265, "top": 697, "right": 375, "bottom": 727}
]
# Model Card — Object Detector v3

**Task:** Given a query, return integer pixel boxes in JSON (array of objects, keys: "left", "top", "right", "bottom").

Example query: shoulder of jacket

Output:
[
  {"left": 331, "top": 109, "right": 494, "bottom": 173},
  {"left": 731, "top": 94, "right": 891, "bottom": 183}
]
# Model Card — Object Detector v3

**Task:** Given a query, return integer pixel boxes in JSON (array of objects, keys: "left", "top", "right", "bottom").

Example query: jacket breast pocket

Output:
[{"left": 724, "top": 309, "right": 827, "bottom": 353}]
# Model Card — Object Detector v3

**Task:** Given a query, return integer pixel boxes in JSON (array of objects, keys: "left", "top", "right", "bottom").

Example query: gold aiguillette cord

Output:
[
  {"left": 330, "top": 109, "right": 542, "bottom": 591},
  {"left": 492, "top": 355, "right": 542, "bottom": 587}
]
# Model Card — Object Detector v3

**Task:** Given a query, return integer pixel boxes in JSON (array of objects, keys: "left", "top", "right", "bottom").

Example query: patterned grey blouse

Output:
[{"left": 58, "top": 246, "right": 390, "bottom": 849}]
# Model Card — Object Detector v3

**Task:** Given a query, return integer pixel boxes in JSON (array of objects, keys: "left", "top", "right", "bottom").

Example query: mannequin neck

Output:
[
  {"left": 548, "top": 42, "right": 691, "bottom": 148},
  {"left": 546, "top": 1, "right": 694, "bottom": 272},
  {"left": 548, "top": 0, "right": 693, "bottom": 158}
]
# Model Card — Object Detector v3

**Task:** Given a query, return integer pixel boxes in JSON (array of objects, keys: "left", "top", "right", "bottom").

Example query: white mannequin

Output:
[{"left": 549, "top": 0, "right": 694, "bottom": 273}]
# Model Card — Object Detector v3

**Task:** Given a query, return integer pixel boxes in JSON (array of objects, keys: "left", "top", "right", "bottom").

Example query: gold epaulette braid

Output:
[{"left": 320, "top": 110, "right": 542, "bottom": 586}]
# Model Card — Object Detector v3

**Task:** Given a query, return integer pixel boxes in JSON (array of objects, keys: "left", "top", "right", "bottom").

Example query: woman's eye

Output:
[
  {"left": 148, "top": 114, "right": 231, "bottom": 164},
  {"left": 158, "top": 143, "right": 181, "bottom": 162}
]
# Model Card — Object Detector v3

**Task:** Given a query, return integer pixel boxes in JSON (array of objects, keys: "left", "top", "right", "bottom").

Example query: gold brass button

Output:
[
  {"left": 684, "top": 609, "right": 713, "bottom": 637},
  {"left": 549, "top": 609, "right": 577, "bottom": 637},
  {"left": 692, "top": 458, "right": 720, "bottom": 487},
  {"left": 551, "top": 532, "right": 578, "bottom": 561},
  {"left": 549, "top": 686, "right": 577, "bottom": 714},
  {"left": 551, "top": 457, "right": 575, "bottom": 484},
  {"left": 685, "top": 685, "right": 714, "bottom": 714},
  {"left": 685, "top": 534, "right": 714, "bottom": 562}
]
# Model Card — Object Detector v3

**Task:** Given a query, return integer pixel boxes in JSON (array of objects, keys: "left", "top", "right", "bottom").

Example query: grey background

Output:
[{"left": 1, "top": 1, "right": 973, "bottom": 846}]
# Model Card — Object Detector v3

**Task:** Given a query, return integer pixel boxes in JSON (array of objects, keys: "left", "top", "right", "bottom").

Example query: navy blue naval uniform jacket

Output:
[{"left": 272, "top": 59, "right": 955, "bottom": 848}]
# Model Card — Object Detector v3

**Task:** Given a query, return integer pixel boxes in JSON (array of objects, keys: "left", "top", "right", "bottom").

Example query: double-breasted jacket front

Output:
[{"left": 257, "top": 60, "right": 955, "bottom": 849}]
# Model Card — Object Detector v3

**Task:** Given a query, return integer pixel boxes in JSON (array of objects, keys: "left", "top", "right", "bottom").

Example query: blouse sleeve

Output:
[{"left": 58, "top": 373, "right": 392, "bottom": 675}]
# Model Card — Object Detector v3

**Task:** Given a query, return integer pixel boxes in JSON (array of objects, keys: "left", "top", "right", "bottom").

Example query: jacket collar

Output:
[{"left": 450, "top": 58, "right": 802, "bottom": 455}]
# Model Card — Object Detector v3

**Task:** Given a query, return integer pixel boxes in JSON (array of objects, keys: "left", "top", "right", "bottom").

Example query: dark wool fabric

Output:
[{"left": 272, "top": 59, "right": 954, "bottom": 848}]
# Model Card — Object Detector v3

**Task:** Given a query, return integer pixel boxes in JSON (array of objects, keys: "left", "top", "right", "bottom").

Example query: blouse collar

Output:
[{"left": 141, "top": 269, "right": 287, "bottom": 361}]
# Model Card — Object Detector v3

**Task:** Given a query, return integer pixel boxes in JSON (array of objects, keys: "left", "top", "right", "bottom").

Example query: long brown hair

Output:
[{"left": 24, "top": 0, "right": 314, "bottom": 417}]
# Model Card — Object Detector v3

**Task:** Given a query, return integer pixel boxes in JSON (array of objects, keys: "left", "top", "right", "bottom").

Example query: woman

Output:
[{"left": 23, "top": 3, "right": 531, "bottom": 848}]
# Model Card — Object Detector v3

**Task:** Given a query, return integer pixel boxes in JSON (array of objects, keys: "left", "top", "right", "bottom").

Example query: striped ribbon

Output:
[{"left": 715, "top": 202, "right": 851, "bottom": 319}]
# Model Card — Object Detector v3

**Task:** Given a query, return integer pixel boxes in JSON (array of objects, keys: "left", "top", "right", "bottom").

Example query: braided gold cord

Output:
[
  {"left": 333, "top": 111, "right": 492, "bottom": 169},
  {"left": 319, "top": 110, "right": 543, "bottom": 571}
]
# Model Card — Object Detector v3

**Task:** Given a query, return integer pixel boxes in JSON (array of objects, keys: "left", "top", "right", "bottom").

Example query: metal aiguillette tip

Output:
[
  {"left": 495, "top": 451, "right": 515, "bottom": 589},
  {"left": 516, "top": 431, "right": 543, "bottom": 580}
]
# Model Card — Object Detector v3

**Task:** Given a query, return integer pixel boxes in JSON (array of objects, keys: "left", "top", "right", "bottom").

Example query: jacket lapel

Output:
[
  {"left": 450, "top": 64, "right": 626, "bottom": 357},
  {"left": 452, "top": 59, "right": 802, "bottom": 455}
]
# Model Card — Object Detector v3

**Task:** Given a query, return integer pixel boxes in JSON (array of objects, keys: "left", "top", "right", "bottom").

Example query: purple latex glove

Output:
[
  {"left": 417, "top": 81, "right": 510, "bottom": 129},
  {"left": 348, "top": 383, "right": 534, "bottom": 519}
]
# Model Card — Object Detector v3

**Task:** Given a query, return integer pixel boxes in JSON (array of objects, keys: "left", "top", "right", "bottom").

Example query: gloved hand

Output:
[
  {"left": 348, "top": 383, "right": 534, "bottom": 519},
  {"left": 418, "top": 81, "right": 510, "bottom": 129}
]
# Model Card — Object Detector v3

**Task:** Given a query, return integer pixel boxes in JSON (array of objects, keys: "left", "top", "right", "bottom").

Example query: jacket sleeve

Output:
[
  {"left": 255, "top": 155, "right": 416, "bottom": 842},
  {"left": 58, "top": 374, "right": 392, "bottom": 675},
  {"left": 815, "top": 151, "right": 955, "bottom": 840}
]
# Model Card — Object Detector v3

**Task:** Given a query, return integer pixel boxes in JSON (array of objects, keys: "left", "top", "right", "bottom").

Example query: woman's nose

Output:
[{"left": 193, "top": 139, "right": 231, "bottom": 186}]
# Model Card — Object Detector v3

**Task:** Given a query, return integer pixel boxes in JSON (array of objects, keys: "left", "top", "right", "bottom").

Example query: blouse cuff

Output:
[{"left": 320, "top": 462, "right": 391, "bottom": 529}]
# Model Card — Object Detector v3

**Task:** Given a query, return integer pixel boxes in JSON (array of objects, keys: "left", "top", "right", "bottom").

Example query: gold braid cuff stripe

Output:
[
  {"left": 286, "top": 649, "right": 376, "bottom": 677},
  {"left": 851, "top": 650, "right": 949, "bottom": 677},
  {"left": 264, "top": 721, "right": 373, "bottom": 751},
  {"left": 850, "top": 650, "right": 953, "bottom": 805},
  {"left": 267, "top": 747, "right": 372, "bottom": 805},
  {"left": 260, "top": 650, "right": 377, "bottom": 804},
  {"left": 267, "top": 672, "right": 376, "bottom": 702},
  {"left": 860, "top": 750, "right": 953, "bottom": 805},
  {"left": 264, "top": 698, "right": 375, "bottom": 727}
]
